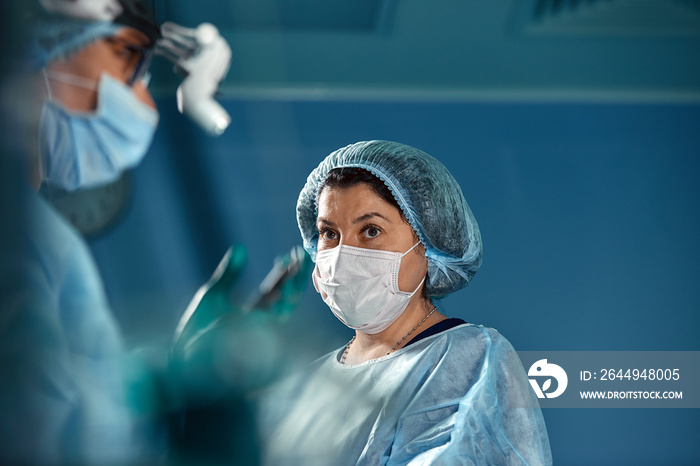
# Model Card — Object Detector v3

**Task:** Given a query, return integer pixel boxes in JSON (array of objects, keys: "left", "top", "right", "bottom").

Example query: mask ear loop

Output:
[
  {"left": 406, "top": 276, "right": 426, "bottom": 297},
  {"left": 398, "top": 241, "right": 427, "bottom": 296},
  {"left": 37, "top": 68, "right": 54, "bottom": 183},
  {"left": 42, "top": 68, "right": 53, "bottom": 101},
  {"left": 400, "top": 241, "right": 422, "bottom": 258},
  {"left": 44, "top": 69, "right": 100, "bottom": 91}
]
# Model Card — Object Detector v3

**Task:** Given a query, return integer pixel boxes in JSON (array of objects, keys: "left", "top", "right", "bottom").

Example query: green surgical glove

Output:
[{"left": 168, "top": 245, "right": 311, "bottom": 402}]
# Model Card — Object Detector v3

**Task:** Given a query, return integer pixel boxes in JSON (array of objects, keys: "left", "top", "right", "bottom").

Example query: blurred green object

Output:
[
  {"left": 242, "top": 244, "right": 311, "bottom": 317},
  {"left": 172, "top": 245, "right": 248, "bottom": 356},
  {"left": 168, "top": 244, "right": 311, "bottom": 400},
  {"left": 164, "top": 245, "right": 311, "bottom": 464}
]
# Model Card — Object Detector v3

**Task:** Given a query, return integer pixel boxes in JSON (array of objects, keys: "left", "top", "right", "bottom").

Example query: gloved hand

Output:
[
  {"left": 241, "top": 244, "right": 311, "bottom": 318},
  {"left": 157, "top": 246, "right": 310, "bottom": 464},
  {"left": 167, "top": 245, "right": 311, "bottom": 404},
  {"left": 122, "top": 246, "right": 248, "bottom": 419},
  {"left": 171, "top": 244, "right": 248, "bottom": 357}
]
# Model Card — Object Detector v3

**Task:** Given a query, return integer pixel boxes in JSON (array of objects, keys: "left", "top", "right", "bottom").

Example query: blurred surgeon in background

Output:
[
  {"left": 0, "top": 1, "right": 306, "bottom": 464},
  {"left": 28, "top": 2, "right": 160, "bottom": 192},
  {"left": 0, "top": 2, "right": 164, "bottom": 464}
]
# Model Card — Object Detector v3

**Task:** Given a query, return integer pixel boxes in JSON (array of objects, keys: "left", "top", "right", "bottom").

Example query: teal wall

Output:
[{"left": 91, "top": 98, "right": 700, "bottom": 465}]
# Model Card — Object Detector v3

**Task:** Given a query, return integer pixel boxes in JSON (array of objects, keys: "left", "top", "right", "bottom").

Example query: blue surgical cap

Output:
[
  {"left": 29, "top": 17, "right": 121, "bottom": 69},
  {"left": 297, "top": 140, "right": 482, "bottom": 298},
  {"left": 28, "top": 0, "right": 160, "bottom": 70}
]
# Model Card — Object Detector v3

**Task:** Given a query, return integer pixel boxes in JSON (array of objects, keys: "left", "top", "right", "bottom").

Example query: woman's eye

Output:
[
  {"left": 364, "top": 226, "right": 380, "bottom": 238},
  {"left": 110, "top": 43, "right": 133, "bottom": 59},
  {"left": 319, "top": 229, "right": 337, "bottom": 241},
  {"left": 107, "top": 41, "right": 141, "bottom": 68}
]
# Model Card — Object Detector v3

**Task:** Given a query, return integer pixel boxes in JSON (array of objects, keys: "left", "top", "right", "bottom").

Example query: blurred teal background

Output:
[{"left": 87, "top": 1, "right": 699, "bottom": 465}]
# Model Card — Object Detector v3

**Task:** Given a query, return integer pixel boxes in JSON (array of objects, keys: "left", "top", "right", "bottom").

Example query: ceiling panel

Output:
[
  {"left": 158, "top": 0, "right": 394, "bottom": 31},
  {"left": 518, "top": 0, "right": 700, "bottom": 36},
  {"left": 150, "top": 1, "right": 700, "bottom": 102}
]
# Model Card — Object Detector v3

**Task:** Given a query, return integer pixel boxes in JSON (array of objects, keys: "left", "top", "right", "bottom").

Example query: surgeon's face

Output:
[
  {"left": 316, "top": 183, "right": 428, "bottom": 293},
  {"left": 44, "top": 27, "right": 155, "bottom": 112}
]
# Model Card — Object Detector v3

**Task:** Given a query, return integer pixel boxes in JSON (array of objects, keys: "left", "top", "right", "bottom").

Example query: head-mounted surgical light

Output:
[{"left": 156, "top": 22, "right": 232, "bottom": 136}]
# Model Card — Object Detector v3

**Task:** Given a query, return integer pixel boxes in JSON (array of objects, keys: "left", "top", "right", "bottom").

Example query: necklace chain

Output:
[
  {"left": 340, "top": 336, "right": 355, "bottom": 364},
  {"left": 388, "top": 306, "right": 437, "bottom": 354},
  {"left": 340, "top": 306, "right": 437, "bottom": 364}
]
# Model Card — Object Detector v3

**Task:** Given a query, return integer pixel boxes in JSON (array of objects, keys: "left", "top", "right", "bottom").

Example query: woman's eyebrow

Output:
[
  {"left": 317, "top": 218, "right": 335, "bottom": 227},
  {"left": 353, "top": 212, "right": 390, "bottom": 224}
]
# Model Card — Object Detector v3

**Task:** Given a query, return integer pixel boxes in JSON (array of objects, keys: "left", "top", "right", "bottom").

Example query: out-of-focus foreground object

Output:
[
  {"left": 166, "top": 245, "right": 310, "bottom": 465},
  {"left": 169, "top": 244, "right": 311, "bottom": 398}
]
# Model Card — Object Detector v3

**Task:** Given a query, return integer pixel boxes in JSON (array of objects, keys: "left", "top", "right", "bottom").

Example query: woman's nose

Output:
[{"left": 338, "top": 236, "right": 361, "bottom": 248}]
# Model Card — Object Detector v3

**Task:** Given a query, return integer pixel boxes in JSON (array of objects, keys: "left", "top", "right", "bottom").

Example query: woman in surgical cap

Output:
[{"left": 261, "top": 140, "right": 552, "bottom": 465}]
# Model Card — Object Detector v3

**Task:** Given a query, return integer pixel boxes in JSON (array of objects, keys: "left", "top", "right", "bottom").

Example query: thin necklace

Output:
[
  {"left": 340, "top": 306, "right": 437, "bottom": 364},
  {"left": 388, "top": 306, "right": 437, "bottom": 355},
  {"left": 340, "top": 335, "right": 355, "bottom": 364}
]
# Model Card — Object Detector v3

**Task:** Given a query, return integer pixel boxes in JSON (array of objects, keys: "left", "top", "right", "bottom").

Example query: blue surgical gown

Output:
[
  {"left": 0, "top": 189, "right": 135, "bottom": 464},
  {"left": 260, "top": 323, "right": 552, "bottom": 465}
]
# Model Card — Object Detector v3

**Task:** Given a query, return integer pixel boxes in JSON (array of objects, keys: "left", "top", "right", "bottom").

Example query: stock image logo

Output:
[{"left": 528, "top": 359, "right": 568, "bottom": 399}]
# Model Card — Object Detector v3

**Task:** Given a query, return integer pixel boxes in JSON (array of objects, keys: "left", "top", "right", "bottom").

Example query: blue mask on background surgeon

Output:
[{"left": 39, "top": 72, "right": 159, "bottom": 191}]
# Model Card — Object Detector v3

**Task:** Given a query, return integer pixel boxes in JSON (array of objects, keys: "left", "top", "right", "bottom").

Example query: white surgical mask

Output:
[
  {"left": 39, "top": 71, "right": 159, "bottom": 191},
  {"left": 313, "top": 242, "right": 425, "bottom": 334}
]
